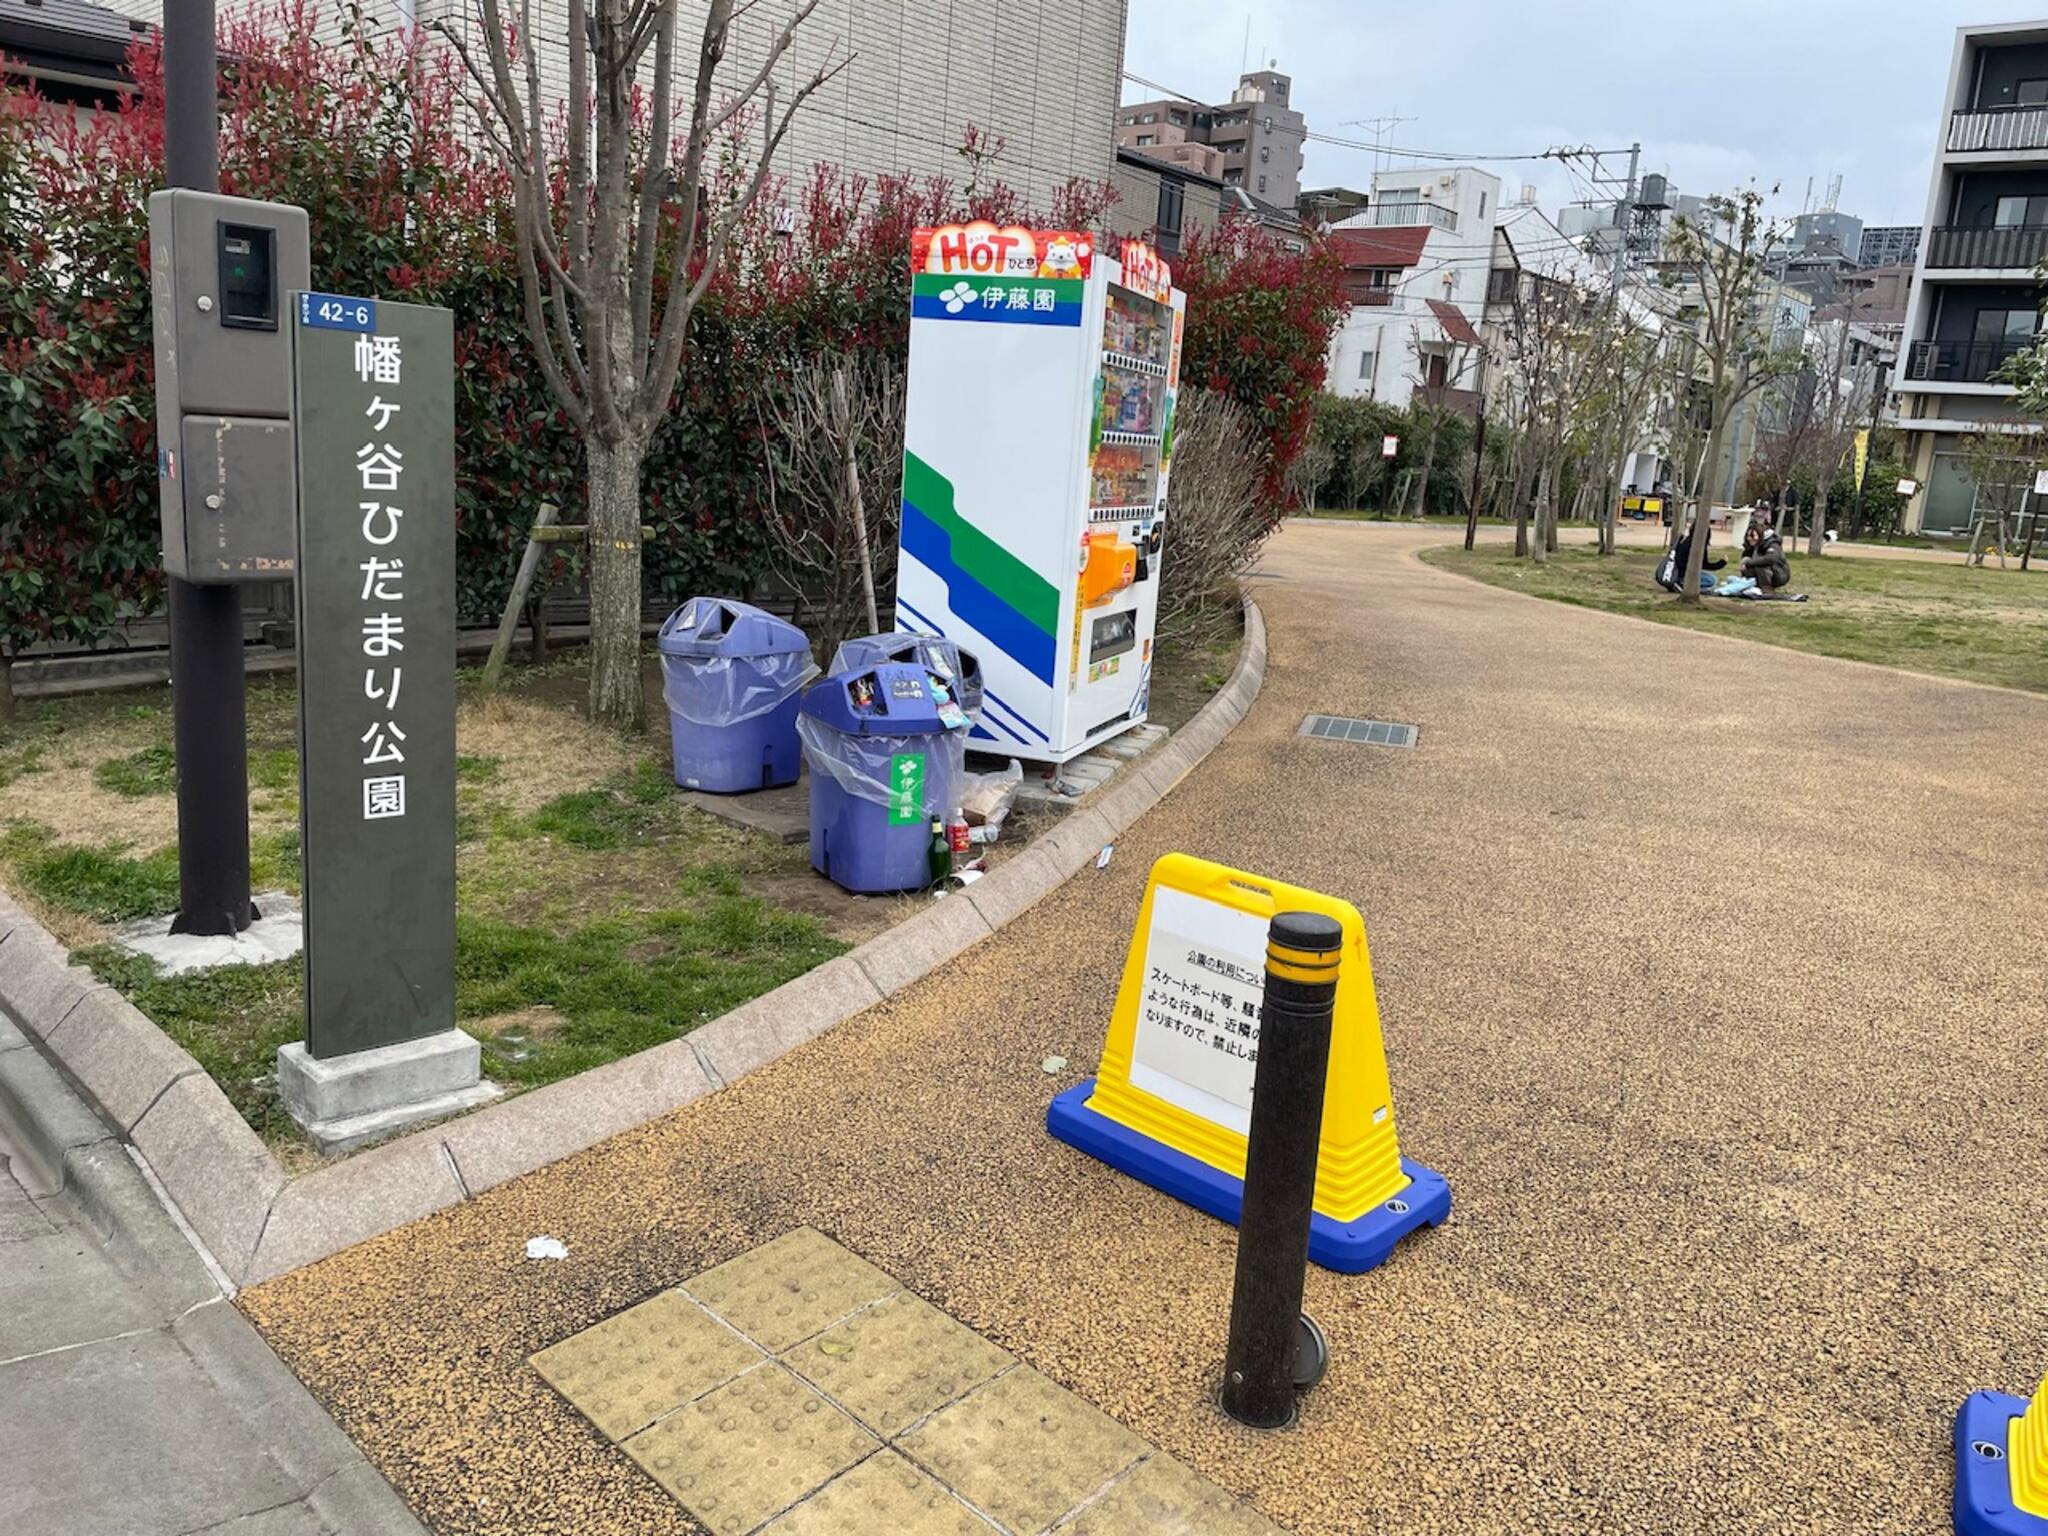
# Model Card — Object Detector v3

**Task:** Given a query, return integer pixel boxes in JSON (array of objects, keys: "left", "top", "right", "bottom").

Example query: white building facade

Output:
[{"left": 1324, "top": 166, "right": 1500, "bottom": 413}]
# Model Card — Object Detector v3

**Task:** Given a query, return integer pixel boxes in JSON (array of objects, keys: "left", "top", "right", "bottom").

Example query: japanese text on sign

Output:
[
  {"left": 1127, "top": 885, "right": 1271, "bottom": 1135},
  {"left": 352, "top": 333, "right": 408, "bottom": 822}
]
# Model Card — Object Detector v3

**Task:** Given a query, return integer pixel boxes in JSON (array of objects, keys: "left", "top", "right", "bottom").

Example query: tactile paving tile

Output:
[
  {"left": 896, "top": 1366, "right": 1145, "bottom": 1535},
  {"left": 622, "top": 1362, "right": 877, "bottom": 1536},
  {"left": 785, "top": 1292, "right": 1015, "bottom": 1437},
  {"left": 1054, "top": 1453, "right": 1289, "bottom": 1535},
  {"left": 530, "top": 1288, "right": 761, "bottom": 1442},
  {"left": 762, "top": 1450, "right": 992, "bottom": 1535},
  {"left": 684, "top": 1227, "right": 898, "bottom": 1352}
]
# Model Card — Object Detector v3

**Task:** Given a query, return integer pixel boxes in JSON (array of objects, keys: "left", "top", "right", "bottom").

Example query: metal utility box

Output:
[{"left": 149, "top": 189, "right": 310, "bottom": 581}]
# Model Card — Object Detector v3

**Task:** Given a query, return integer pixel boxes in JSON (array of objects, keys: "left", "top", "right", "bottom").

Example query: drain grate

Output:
[{"left": 1300, "top": 714, "right": 1418, "bottom": 749}]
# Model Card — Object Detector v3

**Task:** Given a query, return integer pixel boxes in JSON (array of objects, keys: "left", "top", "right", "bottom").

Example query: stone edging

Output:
[{"left": 0, "top": 600, "right": 1266, "bottom": 1288}]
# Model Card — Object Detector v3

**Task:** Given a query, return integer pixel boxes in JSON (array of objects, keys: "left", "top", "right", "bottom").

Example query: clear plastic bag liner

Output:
[
  {"left": 662, "top": 650, "right": 821, "bottom": 726},
  {"left": 797, "top": 713, "right": 968, "bottom": 814}
]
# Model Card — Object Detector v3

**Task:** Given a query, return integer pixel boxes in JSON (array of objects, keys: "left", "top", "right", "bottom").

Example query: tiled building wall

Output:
[{"left": 98, "top": 0, "right": 1125, "bottom": 210}]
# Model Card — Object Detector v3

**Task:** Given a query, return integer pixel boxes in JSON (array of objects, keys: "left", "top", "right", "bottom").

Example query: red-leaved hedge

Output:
[{"left": 1, "top": 4, "right": 1342, "bottom": 663}]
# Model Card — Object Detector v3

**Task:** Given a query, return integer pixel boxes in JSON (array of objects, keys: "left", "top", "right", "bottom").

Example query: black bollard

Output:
[{"left": 1220, "top": 909, "right": 1343, "bottom": 1429}]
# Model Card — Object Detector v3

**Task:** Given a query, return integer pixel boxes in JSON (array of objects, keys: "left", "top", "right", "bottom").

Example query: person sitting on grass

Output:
[
  {"left": 1740, "top": 507, "right": 1791, "bottom": 593},
  {"left": 1657, "top": 523, "right": 1725, "bottom": 593}
]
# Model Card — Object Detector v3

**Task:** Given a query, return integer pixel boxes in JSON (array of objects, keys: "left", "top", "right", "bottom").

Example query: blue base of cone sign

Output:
[
  {"left": 1956, "top": 1391, "right": 2048, "bottom": 1536},
  {"left": 1046, "top": 1078, "right": 1450, "bottom": 1275}
]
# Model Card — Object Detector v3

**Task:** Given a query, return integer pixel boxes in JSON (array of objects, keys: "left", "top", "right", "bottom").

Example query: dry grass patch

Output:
[{"left": 454, "top": 693, "right": 643, "bottom": 814}]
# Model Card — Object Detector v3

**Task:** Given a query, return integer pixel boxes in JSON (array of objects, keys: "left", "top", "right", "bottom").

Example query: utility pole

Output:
[
  {"left": 162, "top": 0, "right": 256, "bottom": 937},
  {"left": 1611, "top": 142, "right": 1640, "bottom": 299}
]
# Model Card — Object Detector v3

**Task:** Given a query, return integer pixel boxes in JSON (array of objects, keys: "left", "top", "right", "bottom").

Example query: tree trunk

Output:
[
  {"left": 1680, "top": 412, "right": 1733, "bottom": 604},
  {"left": 1530, "top": 458, "right": 1551, "bottom": 566},
  {"left": 586, "top": 435, "right": 647, "bottom": 730},
  {"left": 1409, "top": 415, "right": 1441, "bottom": 519},
  {"left": 1542, "top": 456, "right": 1561, "bottom": 553},
  {"left": 1807, "top": 484, "right": 1830, "bottom": 558},
  {"left": 0, "top": 654, "right": 13, "bottom": 727},
  {"left": 1513, "top": 454, "right": 1532, "bottom": 558},
  {"left": 831, "top": 368, "right": 881, "bottom": 634},
  {"left": 1599, "top": 473, "right": 1618, "bottom": 555}
]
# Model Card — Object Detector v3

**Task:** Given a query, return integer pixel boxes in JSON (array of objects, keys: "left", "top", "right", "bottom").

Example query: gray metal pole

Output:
[
  {"left": 1611, "top": 142, "right": 1640, "bottom": 299},
  {"left": 163, "top": 0, "right": 255, "bottom": 936},
  {"left": 1220, "top": 910, "right": 1343, "bottom": 1430}
]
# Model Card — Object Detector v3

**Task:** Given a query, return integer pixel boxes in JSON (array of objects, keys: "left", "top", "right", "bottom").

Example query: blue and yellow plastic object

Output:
[
  {"left": 1046, "top": 853, "right": 1448, "bottom": 1273},
  {"left": 1957, "top": 1373, "right": 2048, "bottom": 1535}
]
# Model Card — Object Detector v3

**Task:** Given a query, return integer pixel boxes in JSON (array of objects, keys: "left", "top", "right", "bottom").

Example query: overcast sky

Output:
[{"left": 1122, "top": 0, "right": 2048, "bottom": 227}]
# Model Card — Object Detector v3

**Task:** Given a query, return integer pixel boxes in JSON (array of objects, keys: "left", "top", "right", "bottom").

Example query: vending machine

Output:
[{"left": 895, "top": 223, "right": 1187, "bottom": 765}]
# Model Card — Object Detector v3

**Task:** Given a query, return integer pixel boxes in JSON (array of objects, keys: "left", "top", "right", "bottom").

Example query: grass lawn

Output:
[
  {"left": 0, "top": 664, "right": 861, "bottom": 1157},
  {"left": 1418, "top": 543, "right": 2048, "bottom": 694},
  {"left": 1, "top": 618, "right": 1238, "bottom": 1160}
]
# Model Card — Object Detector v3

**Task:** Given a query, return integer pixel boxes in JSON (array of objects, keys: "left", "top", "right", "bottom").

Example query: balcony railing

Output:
[
  {"left": 1925, "top": 223, "right": 2048, "bottom": 269},
  {"left": 1372, "top": 201, "right": 1458, "bottom": 232},
  {"left": 1948, "top": 105, "right": 2048, "bottom": 153},
  {"left": 1904, "top": 336, "right": 2034, "bottom": 383}
]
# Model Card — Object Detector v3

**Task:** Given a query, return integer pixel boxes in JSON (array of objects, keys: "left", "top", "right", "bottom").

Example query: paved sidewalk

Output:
[
  {"left": 0, "top": 1025, "right": 427, "bottom": 1536},
  {"left": 244, "top": 523, "right": 2048, "bottom": 1536}
]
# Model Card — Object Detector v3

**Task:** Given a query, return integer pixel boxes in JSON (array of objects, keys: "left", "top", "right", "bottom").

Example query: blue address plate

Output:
[{"left": 298, "top": 292, "right": 378, "bottom": 332}]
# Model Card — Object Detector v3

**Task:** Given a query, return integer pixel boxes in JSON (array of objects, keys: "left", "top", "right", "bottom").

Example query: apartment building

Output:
[
  {"left": 1108, "top": 147, "right": 1222, "bottom": 260},
  {"left": 1896, "top": 19, "right": 2048, "bottom": 534},
  {"left": 89, "top": 0, "right": 1128, "bottom": 211},
  {"left": 1858, "top": 224, "right": 1924, "bottom": 269},
  {"left": 1116, "top": 67, "right": 1305, "bottom": 208}
]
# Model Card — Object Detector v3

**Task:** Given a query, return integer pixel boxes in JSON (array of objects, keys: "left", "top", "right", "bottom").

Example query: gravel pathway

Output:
[{"left": 242, "top": 523, "right": 2048, "bottom": 1535}]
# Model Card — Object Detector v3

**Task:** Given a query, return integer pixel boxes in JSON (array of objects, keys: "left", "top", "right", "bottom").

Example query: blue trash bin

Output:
[
  {"left": 657, "top": 598, "right": 818, "bottom": 793},
  {"left": 829, "top": 632, "right": 983, "bottom": 720},
  {"left": 798, "top": 661, "right": 971, "bottom": 893}
]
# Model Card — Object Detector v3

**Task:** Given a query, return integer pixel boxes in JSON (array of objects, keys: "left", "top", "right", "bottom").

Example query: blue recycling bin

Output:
[
  {"left": 798, "top": 661, "right": 970, "bottom": 893},
  {"left": 657, "top": 598, "right": 818, "bottom": 793},
  {"left": 829, "top": 632, "right": 983, "bottom": 720}
]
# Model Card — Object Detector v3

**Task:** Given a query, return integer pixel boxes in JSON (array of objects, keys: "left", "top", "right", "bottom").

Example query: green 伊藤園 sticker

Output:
[{"left": 888, "top": 753, "right": 925, "bottom": 825}]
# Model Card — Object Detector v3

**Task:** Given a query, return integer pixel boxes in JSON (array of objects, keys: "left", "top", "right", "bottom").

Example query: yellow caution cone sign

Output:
[
  {"left": 1045, "top": 854, "right": 1447, "bottom": 1273},
  {"left": 1956, "top": 1370, "right": 2048, "bottom": 1533}
]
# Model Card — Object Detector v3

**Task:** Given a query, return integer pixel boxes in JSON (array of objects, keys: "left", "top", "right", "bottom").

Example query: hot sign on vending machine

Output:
[{"left": 895, "top": 222, "right": 1188, "bottom": 763}]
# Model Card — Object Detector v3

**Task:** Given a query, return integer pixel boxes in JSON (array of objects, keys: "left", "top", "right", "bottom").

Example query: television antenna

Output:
[{"left": 1341, "top": 113, "right": 1417, "bottom": 174}]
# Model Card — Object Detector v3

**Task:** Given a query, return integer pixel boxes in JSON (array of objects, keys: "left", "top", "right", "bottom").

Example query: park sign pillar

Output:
[{"left": 273, "top": 292, "right": 497, "bottom": 1156}]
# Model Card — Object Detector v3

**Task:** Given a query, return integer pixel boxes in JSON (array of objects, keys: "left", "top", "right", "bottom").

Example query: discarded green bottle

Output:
[{"left": 928, "top": 817, "right": 952, "bottom": 887}]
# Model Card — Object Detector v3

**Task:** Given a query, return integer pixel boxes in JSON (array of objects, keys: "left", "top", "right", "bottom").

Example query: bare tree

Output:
[
  {"left": 1960, "top": 423, "right": 2045, "bottom": 567},
  {"left": 760, "top": 353, "right": 905, "bottom": 660},
  {"left": 1495, "top": 270, "right": 1608, "bottom": 564},
  {"left": 1590, "top": 308, "right": 1664, "bottom": 555},
  {"left": 1660, "top": 188, "right": 1794, "bottom": 604},
  {"left": 1285, "top": 433, "right": 1335, "bottom": 514},
  {"left": 438, "top": 0, "right": 846, "bottom": 729},
  {"left": 1795, "top": 312, "right": 1879, "bottom": 556},
  {"left": 1157, "top": 389, "right": 1271, "bottom": 638}
]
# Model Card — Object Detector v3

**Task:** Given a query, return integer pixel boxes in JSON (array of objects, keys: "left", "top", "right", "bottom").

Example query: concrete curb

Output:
[{"left": 0, "top": 598, "right": 1267, "bottom": 1287}]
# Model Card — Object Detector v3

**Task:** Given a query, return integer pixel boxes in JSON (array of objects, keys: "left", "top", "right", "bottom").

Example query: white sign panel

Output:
[
  {"left": 2032, "top": 469, "right": 2048, "bottom": 496},
  {"left": 1128, "top": 885, "right": 1270, "bottom": 1136}
]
